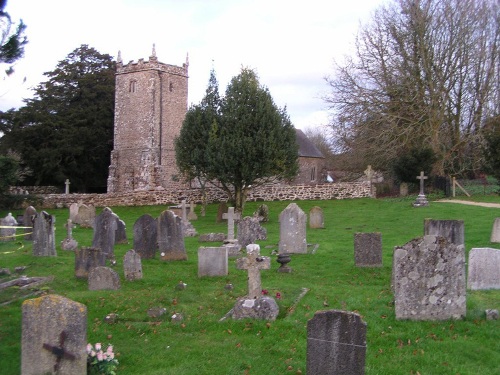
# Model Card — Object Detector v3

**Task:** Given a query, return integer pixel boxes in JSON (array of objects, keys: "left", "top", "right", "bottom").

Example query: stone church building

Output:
[{"left": 107, "top": 48, "right": 324, "bottom": 193}]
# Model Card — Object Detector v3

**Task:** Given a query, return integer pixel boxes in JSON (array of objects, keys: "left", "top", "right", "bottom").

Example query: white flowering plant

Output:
[{"left": 86, "top": 342, "right": 119, "bottom": 375}]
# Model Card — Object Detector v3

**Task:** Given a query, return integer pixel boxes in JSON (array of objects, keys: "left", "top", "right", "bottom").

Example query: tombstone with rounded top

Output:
[{"left": 279, "top": 203, "right": 307, "bottom": 254}]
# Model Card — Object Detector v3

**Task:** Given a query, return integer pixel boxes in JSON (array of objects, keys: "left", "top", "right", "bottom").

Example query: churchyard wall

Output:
[{"left": 35, "top": 182, "right": 372, "bottom": 208}]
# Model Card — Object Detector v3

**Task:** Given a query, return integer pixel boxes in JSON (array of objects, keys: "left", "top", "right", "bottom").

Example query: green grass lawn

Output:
[{"left": 1, "top": 197, "right": 499, "bottom": 374}]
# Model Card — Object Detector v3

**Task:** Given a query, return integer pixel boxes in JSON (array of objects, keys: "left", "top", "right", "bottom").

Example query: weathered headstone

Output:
[
  {"left": 23, "top": 206, "right": 37, "bottom": 241},
  {"left": 279, "top": 203, "right": 307, "bottom": 254},
  {"left": 413, "top": 171, "right": 429, "bottom": 207},
  {"left": 0, "top": 212, "right": 17, "bottom": 241},
  {"left": 133, "top": 214, "right": 158, "bottom": 259},
  {"left": 22, "top": 294, "right": 87, "bottom": 375},
  {"left": 399, "top": 182, "right": 409, "bottom": 196},
  {"left": 467, "top": 247, "right": 500, "bottom": 290},
  {"left": 198, "top": 247, "right": 228, "bottom": 277},
  {"left": 354, "top": 232, "right": 382, "bottom": 267},
  {"left": 123, "top": 249, "right": 143, "bottom": 281},
  {"left": 74, "top": 247, "right": 106, "bottom": 279},
  {"left": 490, "top": 218, "right": 500, "bottom": 243},
  {"left": 187, "top": 202, "right": 198, "bottom": 221},
  {"left": 393, "top": 235, "right": 466, "bottom": 320},
  {"left": 61, "top": 219, "right": 78, "bottom": 251},
  {"left": 223, "top": 207, "right": 241, "bottom": 241},
  {"left": 253, "top": 204, "right": 269, "bottom": 222},
  {"left": 91, "top": 207, "right": 117, "bottom": 259},
  {"left": 424, "top": 219, "right": 464, "bottom": 245},
  {"left": 88, "top": 266, "right": 121, "bottom": 290},
  {"left": 115, "top": 218, "right": 128, "bottom": 244},
  {"left": 237, "top": 216, "right": 267, "bottom": 248},
  {"left": 69, "top": 203, "right": 79, "bottom": 224},
  {"left": 77, "top": 204, "right": 95, "bottom": 228},
  {"left": 158, "top": 210, "right": 187, "bottom": 261},
  {"left": 309, "top": 206, "right": 324, "bottom": 229},
  {"left": 306, "top": 310, "right": 367, "bottom": 375},
  {"left": 32, "top": 211, "right": 57, "bottom": 256}
]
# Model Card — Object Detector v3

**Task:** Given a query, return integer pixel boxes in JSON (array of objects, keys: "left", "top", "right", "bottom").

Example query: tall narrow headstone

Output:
[
  {"left": 198, "top": 247, "right": 228, "bottom": 277},
  {"left": 74, "top": 247, "right": 106, "bottom": 279},
  {"left": 0, "top": 212, "right": 17, "bottom": 241},
  {"left": 354, "top": 232, "right": 382, "bottom": 267},
  {"left": 424, "top": 219, "right": 464, "bottom": 245},
  {"left": 279, "top": 203, "right": 307, "bottom": 254},
  {"left": 133, "top": 214, "right": 158, "bottom": 259},
  {"left": 490, "top": 218, "right": 500, "bottom": 243},
  {"left": 237, "top": 216, "right": 267, "bottom": 248},
  {"left": 309, "top": 206, "right": 324, "bottom": 229},
  {"left": 69, "top": 203, "right": 80, "bottom": 224},
  {"left": 393, "top": 235, "right": 466, "bottom": 320},
  {"left": 23, "top": 206, "right": 37, "bottom": 241},
  {"left": 88, "top": 266, "right": 121, "bottom": 290},
  {"left": 467, "top": 248, "right": 500, "bottom": 290},
  {"left": 158, "top": 210, "right": 187, "bottom": 261},
  {"left": 307, "top": 310, "right": 367, "bottom": 375},
  {"left": 22, "top": 294, "right": 87, "bottom": 375},
  {"left": 32, "top": 211, "right": 57, "bottom": 256},
  {"left": 91, "top": 207, "right": 117, "bottom": 259},
  {"left": 123, "top": 249, "right": 143, "bottom": 281},
  {"left": 115, "top": 218, "right": 128, "bottom": 244}
]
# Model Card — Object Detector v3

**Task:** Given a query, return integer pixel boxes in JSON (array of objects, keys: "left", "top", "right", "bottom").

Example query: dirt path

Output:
[{"left": 436, "top": 199, "right": 500, "bottom": 209}]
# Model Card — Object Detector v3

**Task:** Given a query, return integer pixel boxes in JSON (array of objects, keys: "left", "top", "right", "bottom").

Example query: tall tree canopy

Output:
[
  {"left": 176, "top": 67, "right": 299, "bottom": 212},
  {"left": 0, "top": 45, "right": 115, "bottom": 192},
  {"left": 0, "top": 0, "right": 27, "bottom": 74},
  {"left": 325, "top": 0, "right": 499, "bottom": 177}
]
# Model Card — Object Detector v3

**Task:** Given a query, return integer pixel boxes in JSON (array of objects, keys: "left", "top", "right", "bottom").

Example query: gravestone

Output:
[
  {"left": 467, "top": 248, "right": 500, "bottom": 290},
  {"left": 91, "top": 207, "right": 117, "bottom": 259},
  {"left": 69, "top": 203, "right": 80, "bottom": 223},
  {"left": 199, "top": 233, "right": 226, "bottom": 242},
  {"left": 354, "top": 232, "right": 382, "bottom": 267},
  {"left": 393, "top": 235, "right": 466, "bottom": 320},
  {"left": 88, "top": 266, "right": 121, "bottom": 290},
  {"left": 0, "top": 212, "right": 17, "bottom": 241},
  {"left": 237, "top": 216, "right": 267, "bottom": 248},
  {"left": 187, "top": 202, "right": 198, "bottom": 220},
  {"left": 64, "top": 178, "right": 70, "bottom": 194},
  {"left": 61, "top": 219, "right": 78, "bottom": 251},
  {"left": 158, "top": 210, "right": 187, "bottom": 261},
  {"left": 253, "top": 204, "right": 269, "bottom": 222},
  {"left": 307, "top": 310, "right": 367, "bottom": 375},
  {"left": 216, "top": 202, "right": 228, "bottom": 223},
  {"left": 424, "top": 219, "right": 464, "bottom": 245},
  {"left": 413, "top": 171, "right": 429, "bottom": 207},
  {"left": 123, "top": 249, "right": 143, "bottom": 281},
  {"left": 223, "top": 207, "right": 241, "bottom": 241},
  {"left": 198, "top": 247, "right": 228, "bottom": 277},
  {"left": 22, "top": 294, "right": 87, "bottom": 375},
  {"left": 32, "top": 211, "right": 57, "bottom": 256},
  {"left": 490, "top": 218, "right": 500, "bottom": 243},
  {"left": 309, "top": 206, "right": 324, "bottom": 229},
  {"left": 23, "top": 206, "right": 37, "bottom": 240},
  {"left": 115, "top": 218, "right": 128, "bottom": 244},
  {"left": 77, "top": 204, "right": 95, "bottom": 228},
  {"left": 399, "top": 182, "right": 409, "bottom": 196},
  {"left": 133, "top": 214, "right": 158, "bottom": 259},
  {"left": 279, "top": 203, "right": 307, "bottom": 254},
  {"left": 74, "top": 247, "right": 106, "bottom": 279}
]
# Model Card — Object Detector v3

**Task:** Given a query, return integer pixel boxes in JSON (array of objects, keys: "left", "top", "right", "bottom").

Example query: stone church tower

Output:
[{"left": 107, "top": 46, "right": 189, "bottom": 193}]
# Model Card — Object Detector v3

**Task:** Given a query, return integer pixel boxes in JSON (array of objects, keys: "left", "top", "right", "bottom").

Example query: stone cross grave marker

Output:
[
  {"left": 61, "top": 219, "right": 78, "bottom": 251},
  {"left": 222, "top": 207, "right": 241, "bottom": 241},
  {"left": 64, "top": 179, "right": 70, "bottom": 194},
  {"left": 158, "top": 209, "right": 187, "bottom": 261},
  {"left": 307, "top": 310, "right": 367, "bottom": 375},
  {"left": 236, "top": 244, "right": 271, "bottom": 299},
  {"left": 124, "top": 249, "right": 143, "bottom": 281},
  {"left": 91, "top": 207, "right": 117, "bottom": 259},
  {"left": 279, "top": 202, "right": 307, "bottom": 254},
  {"left": 354, "top": 232, "right": 382, "bottom": 267},
  {"left": 467, "top": 247, "right": 500, "bottom": 290},
  {"left": 32, "top": 211, "right": 57, "bottom": 256},
  {"left": 413, "top": 171, "right": 429, "bottom": 207},
  {"left": 133, "top": 214, "right": 158, "bottom": 259},
  {"left": 22, "top": 294, "right": 87, "bottom": 375}
]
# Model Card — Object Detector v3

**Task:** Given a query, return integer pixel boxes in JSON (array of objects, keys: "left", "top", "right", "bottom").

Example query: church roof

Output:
[{"left": 295, "top": 128, "right": 325, "bottom": 159}]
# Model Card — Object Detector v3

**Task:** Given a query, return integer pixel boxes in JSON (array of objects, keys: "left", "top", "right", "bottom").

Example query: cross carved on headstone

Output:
[
  {"left": 236, "top": 244, "right": 270, "bottom": 299},
  {"left": 64, "top": 179, "right": 70, "bottom": 194},
  {"left": 222, "top": 207, "right": 241, "bottom": 241},
  {"left": 42, "top": 331, "right": 76, "bottom": 372},
  {"left": 416, "top": 171, "right": 428, "bottom": 195}
]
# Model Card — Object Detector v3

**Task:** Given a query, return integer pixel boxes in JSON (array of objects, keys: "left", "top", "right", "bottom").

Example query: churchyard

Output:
[{"left": 0, "top": 197, "right": 499, "bottom": 374}]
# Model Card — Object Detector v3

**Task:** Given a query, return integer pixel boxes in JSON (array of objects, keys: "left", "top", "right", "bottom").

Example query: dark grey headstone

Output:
[
  {"left": 91, "top": 207, "right": 117, "bottom": 259},
  {"left": 32, "top": 211, "right": 56, "bottom": 256},
  {"left": 123, "top": 249, "right": 143, "bottom": 281},
  {"left": 23, "top": 206, "right": 37, "bottom": 241},
  {"left": 307, "top": 310, "right": 367, "bottom": 375},
  {"left": 133, "top": 214, "right": 158, "bottom": 259},
  {"left": 74, "top": 247, "right": 106, "bottom": 279},
  {"left": 354, "top": 232, "right": 382, "bottom": 267},
  {"left": 467, "top": 247, "right": 500, "bottom": 290},
  {"left": 88, "top": 266, "right": 121, "bottom": 290},
  {"left": 198, "top": 247, "right": 228, "bottom": 277},
  {"left": 237, "top": 216, "right": 267, "bottom": 248},
  {"left": 279, "top": 203, "right": 307, "bottom": 254},
  {"left": 115, "top": 219, "right": 128, "bottom": 244},
  {"left": 424, "top": 219, "right": 464, "bottom": 246},
  {"left": 393, "top": 235, "right": 466, "bottom": 320},
  {"left": 158, "top": 210, "right": 187, "bottom": 261},
  {"left": 309, "top": 206, "right": 324, "bottom": 229},
  {"left": 22, "top": 294, "right": 87, "bottom": 375}
]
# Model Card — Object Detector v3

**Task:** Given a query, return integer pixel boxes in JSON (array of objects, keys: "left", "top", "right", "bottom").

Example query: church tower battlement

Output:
[{"left": 107, "top": 46, "right": 189, "bottom": 193}]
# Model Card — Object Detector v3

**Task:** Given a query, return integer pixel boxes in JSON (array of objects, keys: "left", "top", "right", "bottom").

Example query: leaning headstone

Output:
[
  {"left": 61, "top": 219, "right": 78, "bottom": 251},
  {"left": 279, "top": 203, "right": 307, "bottom": 254},
  {"left": 74, "top": 247, "right": 106, "bottom": 279},
  {"left": 237, "top": 216, "right": 267, "bottom": 248},
  {"left": 115, "top": 218, "right": 128, "bottom": 244},
  {"left": 91, "top": 207, "right": 117, "bottom": 259},
  {"left": 133, "top": 214, "right": 158, "bottom": 259},
  {"left": 0, "top": 212, "right": 17, "bottom": 241},
  {"left": 32, "top": 211, "right": 57, "bottom": 256},
  {"left": 354, "top": 232, "right": 382, "bottom": 267},
  {"left": 88, "top": 266, "right": 121, "bottom": 290},
  {"left": 123, "top": 249, "right": 143, "bottom": 281},
  {"left": 424, "top": 219, "right": 464, "bottom": 245},
  {"left": 77, "top": 204, "right": 95, "bottom": 228},
  {"left": 23, "top": 206, "right": 37, "bottom": 241},
  {"left": 393, "top": 235, "right": 466, "bottom": 320},
  {"left": 306, "top": 310, "right": 367, "bottom": 375},
  {"left": 21, "top": 294, "right": 87, "bottom": 375},
  {"left": 467, "top": 248, "right": 500, "bottom": 290},
  {"left": 198, "top": 247, "right": 228, "bottom": 277},
  {"left": 309, "top": 206, "right": 324, "bottom": 229},
  {"left": 69, "top": 203, "right": 80, "bottom": 224},
  {"left": 158, "top": 210, "right": 187, "bottom": 261},
  {"left": 490, "top": 218, "right": 500, "bottom": 243}
]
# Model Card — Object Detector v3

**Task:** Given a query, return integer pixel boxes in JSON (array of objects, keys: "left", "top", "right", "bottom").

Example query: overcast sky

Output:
[{"left": 0, "top": 0, "right": 385, "bottom": 130}]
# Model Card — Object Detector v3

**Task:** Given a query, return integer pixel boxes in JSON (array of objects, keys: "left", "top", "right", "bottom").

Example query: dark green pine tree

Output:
[{"left": 0, "top": 45, "right": 115, "bottom": 192}]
